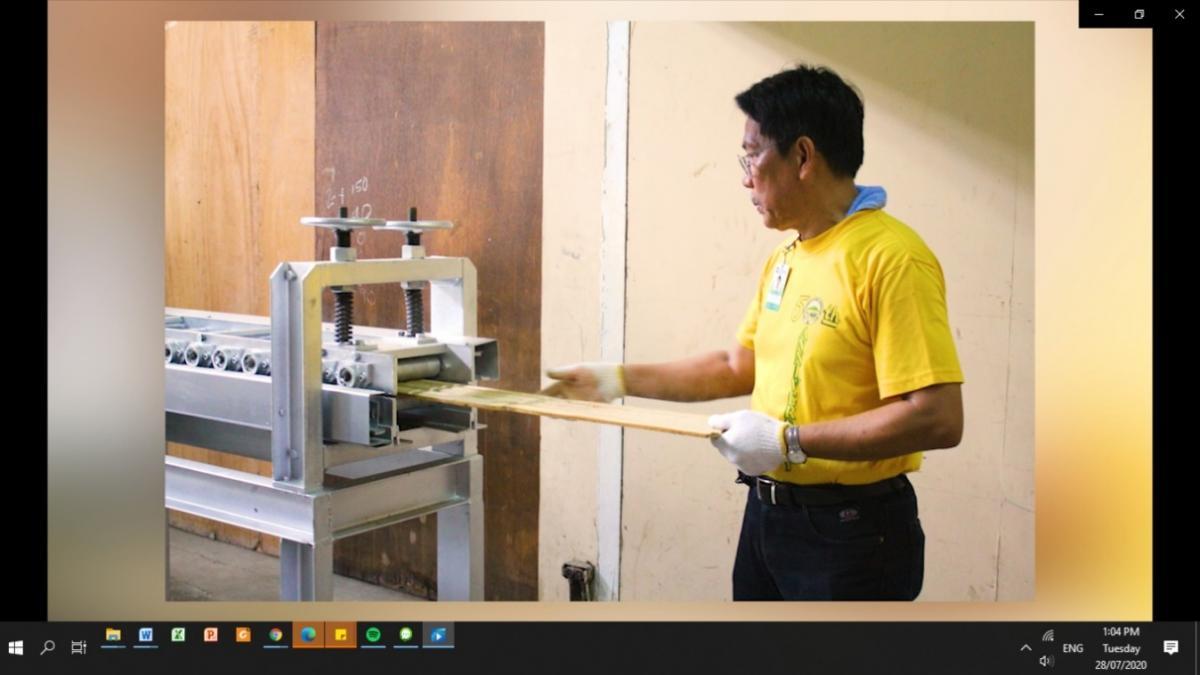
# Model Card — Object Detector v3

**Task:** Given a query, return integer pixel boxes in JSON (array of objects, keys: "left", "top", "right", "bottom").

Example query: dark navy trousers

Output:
[{"left": 732, "top": 473, "right": 925, "bottom": 601}]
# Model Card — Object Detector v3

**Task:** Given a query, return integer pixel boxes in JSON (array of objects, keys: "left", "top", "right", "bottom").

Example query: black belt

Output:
[{"left": 738, "top": 472, "right": 910, "bottom": 507}]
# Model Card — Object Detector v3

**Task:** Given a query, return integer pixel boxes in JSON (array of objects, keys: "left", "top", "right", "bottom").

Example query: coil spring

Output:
[
  {"left": 405, "top": 288, "right": 423, "bottom": 335},
  {"left": 334, "top": 290, "right": 354, "bottom": 343}
]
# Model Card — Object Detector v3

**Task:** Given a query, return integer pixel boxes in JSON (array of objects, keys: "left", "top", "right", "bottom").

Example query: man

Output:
[{"left": 542, "top": 65, "right": 964, "bottom": 601}]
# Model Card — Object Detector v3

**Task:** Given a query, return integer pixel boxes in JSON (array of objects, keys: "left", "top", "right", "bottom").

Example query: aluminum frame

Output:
[{"left": 165, "top": 255, "right": 485, "bottom": 601}]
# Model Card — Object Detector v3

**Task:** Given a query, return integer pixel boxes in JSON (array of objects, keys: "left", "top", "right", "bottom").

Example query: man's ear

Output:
[{"left": 793, "top": 136, "right": 814, "bottom": 179}]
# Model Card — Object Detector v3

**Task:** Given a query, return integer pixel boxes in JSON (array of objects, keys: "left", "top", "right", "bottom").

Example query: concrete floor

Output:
[{"left": 167, "top": 527, "right": 426, "bottom": 601}]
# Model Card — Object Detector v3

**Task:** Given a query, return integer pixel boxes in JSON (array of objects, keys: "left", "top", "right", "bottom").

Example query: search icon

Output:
[{"left": 40, "top": 640, "right": 55, "bottom": 656}]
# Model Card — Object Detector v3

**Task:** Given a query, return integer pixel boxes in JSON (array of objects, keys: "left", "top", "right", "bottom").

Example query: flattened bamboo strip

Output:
[{"left": 394, "top": 380, "right": 719, "bottom": 438}]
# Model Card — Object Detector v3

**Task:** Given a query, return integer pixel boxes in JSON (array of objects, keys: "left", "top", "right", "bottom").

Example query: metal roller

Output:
[
  {"left": 241, "top": 350, "right": 270, "bottom": 375},
  {"left": 322, "top": 359, "right": 339, "bottom": 384},
  {"left": 394, "top": 355, "right": 442, "bottom": 382},
  {"left": 165, "top": 339, "right": 188, "bottom": 364},
  {"left": 336, "top": 361, "right": 372, "bottom": 388},
  {"left": 184, "top": 342, "right": 215, "bottom": 368},
  {"left": 212, "top": 346, "right": 244, "bottom": 371}
]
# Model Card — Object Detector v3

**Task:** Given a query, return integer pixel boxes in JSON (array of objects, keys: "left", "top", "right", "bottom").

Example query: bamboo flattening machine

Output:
[{"left": 164, "top": 213, "right": 495, "bottom": 600}]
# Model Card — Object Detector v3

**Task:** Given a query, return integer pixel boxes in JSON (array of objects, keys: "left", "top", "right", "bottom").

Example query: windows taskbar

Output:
[{"left": 0, "top": 621, "right": 1195, "bottom": 673}]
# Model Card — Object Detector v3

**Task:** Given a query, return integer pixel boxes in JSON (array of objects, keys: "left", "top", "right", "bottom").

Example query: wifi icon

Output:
[{"left": 1042, "top": 630, "right": 1055, "bottom": 642}]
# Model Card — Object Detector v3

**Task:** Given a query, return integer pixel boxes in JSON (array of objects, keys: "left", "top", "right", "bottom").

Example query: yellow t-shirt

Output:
[{"left": 736, "top": 208, "right": 964, "bottom": 485}]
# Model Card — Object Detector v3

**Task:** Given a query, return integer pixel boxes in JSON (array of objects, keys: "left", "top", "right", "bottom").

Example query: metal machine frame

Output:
[{"left": 165, "top": 252, "right": 491, "bottom": 601}]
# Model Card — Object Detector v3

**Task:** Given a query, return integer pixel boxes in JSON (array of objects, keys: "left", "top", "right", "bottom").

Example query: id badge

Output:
[{"left": 764, "top": 261, "right": 790, "bottom": 311}]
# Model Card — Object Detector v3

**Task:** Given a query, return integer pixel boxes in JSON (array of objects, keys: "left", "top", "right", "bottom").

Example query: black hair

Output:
[{"left": 735, "top": 64, "right": 864, "bottom": 179}]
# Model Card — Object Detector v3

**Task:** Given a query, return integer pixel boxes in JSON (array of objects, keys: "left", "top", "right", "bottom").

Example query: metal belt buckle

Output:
[{"left": 758, "top": 477, "right": 777, "bottom": 505}]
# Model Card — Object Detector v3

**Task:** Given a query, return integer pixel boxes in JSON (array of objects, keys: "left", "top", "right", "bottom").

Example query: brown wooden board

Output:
[
  {"left": 165, "top": 21, "right": 315, "bottom": 559},
  {"left": 396, "top": 381, "right": 720, "bottom": 438},
  {"left": 315, "top": 22, "right": 544, "bottom": 600}
]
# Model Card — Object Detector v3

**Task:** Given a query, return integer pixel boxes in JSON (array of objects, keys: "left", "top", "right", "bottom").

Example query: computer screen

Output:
[{"left": 30, "top": 1, "right": 1196, "bottom": 673}]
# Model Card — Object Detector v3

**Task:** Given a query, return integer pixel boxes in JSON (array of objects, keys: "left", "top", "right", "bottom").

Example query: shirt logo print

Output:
[{"left": 821, "top": 304, "right": 840, "bottom": 328}]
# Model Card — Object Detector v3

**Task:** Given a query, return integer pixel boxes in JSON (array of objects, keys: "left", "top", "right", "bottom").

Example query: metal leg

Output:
[
  {"left": 437, "top": 455, "right": 484, "bottom": 600},
  {"left": 280, "top": 538, "right": 334, "bottom": 601},
  {"left": 164, "top": 508, "right": 172, "bottom": 600}
]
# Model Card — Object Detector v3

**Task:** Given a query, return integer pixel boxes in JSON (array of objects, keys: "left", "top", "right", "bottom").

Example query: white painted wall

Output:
[{"left": 538, "top": 21, "right": 608, "bottom": 601}]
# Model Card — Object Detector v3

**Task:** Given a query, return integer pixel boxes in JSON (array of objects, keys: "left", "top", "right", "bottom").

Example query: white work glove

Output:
[
  {"left": 708, "top": 410, "right": 786, "bottom": 476},
  {"left": 539, "top": 362, "right": 626, "bottom": 403}
]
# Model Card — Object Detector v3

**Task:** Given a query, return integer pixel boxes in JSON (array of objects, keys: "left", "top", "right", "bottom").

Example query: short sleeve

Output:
[
  {"left": 736, "top": 254, "right": 775, "bottom": 350},
  {"left": 871, "top": 258, "right": 964, "bottom": 398}
]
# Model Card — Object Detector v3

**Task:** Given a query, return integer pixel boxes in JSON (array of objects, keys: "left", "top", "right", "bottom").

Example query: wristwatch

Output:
[{"left": 783, "top": 425, "right": 808, "bottom": 470}]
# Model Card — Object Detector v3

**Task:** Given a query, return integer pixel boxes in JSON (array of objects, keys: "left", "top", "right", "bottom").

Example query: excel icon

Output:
[{"left": 170, "top": 627, "right": 186, "bottom": 643}]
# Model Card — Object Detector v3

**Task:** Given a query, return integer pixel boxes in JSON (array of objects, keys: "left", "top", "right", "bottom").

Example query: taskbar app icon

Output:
[
  {"left": 326, "top": 622, "right": 357, "bottom": 649},
  {"left": 292, "top": 622, "right": 324, "bottom": 649},
  {"left": 424, "top": 623, "right": 455, "bottom": 648}
]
